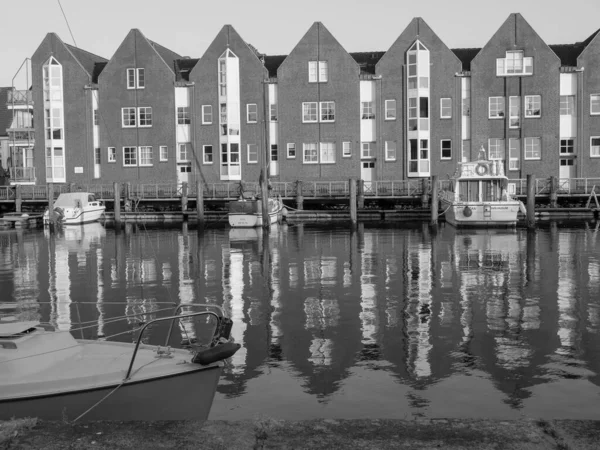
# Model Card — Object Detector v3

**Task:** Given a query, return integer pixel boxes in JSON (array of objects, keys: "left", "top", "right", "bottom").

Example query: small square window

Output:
[
  {"left": 247, "top": 104, "right": 258, "bottom": 123},
  {"left": 488, "top": 138, "right": 505, "bottom": 160},
  {"left": 123, "top": 146, "right": 137, "bottom": 166},
  {"left": 160, "top": 146, "right": 168, "bottom": 162},
  {"left": 440, "top": 98, "right": 452, "bottom": 119},
  {"left": 308, "top": 61, "right": 327, "bottom": 83},
  {"left": 560, "top": 138, "right": 574, "bottom": 154},
  {"left": 287, "top": 143, "right": 296, "bottom": 158},
  {"left": 247, "top": 144, "right": 258, "bottom": 163},
  {"left": 441, "top": 140, "right": 452, "bottom": 159},
  {"left": 203, "top": 145, "right": 213, "bottom": 164}
]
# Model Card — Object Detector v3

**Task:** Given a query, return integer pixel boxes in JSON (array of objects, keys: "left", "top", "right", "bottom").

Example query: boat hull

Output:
[
  {"left": 44, "top": 207, "right": 106, "bottom": 225},
  {"left": 1, "top": 363, "right": 222, "bottom": 422},
  {"left": 441, "top": 199, "right": 520, "bottom": 227},
  {"left": 228, "top": 211, "right": 279, "bottom": 228}
]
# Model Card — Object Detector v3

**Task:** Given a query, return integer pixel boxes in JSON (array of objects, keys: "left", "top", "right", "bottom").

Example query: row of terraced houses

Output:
[{"left": 2, "top": 13, "right": 600, "bottom": 194}]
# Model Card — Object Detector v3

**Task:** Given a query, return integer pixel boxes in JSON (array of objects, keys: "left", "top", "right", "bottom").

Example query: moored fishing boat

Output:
[
  {"left": 43, "top": 192, "right": 106, "bottom": 225},
  {"left": 0, "top": 305, "right": 240, "bottom": 422},
  {"left": 228, "top": 194, "right": 283, "bottom": 228},
  {"left": 440, "top": 152, "right": 526, "bottom": 227}
]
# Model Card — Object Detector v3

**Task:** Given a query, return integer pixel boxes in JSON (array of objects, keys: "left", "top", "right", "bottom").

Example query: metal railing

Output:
[
  {"left": 9, "top": 167, "right": 36, "bottom": 183},
  {"left": 7, "top": 89, "right": 33, "bottom": 106}
]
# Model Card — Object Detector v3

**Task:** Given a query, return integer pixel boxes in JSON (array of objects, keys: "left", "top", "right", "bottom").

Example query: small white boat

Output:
[
  {"left": 0, "top": 305, "right": 240, "bottom": 422},
  {"left": 228, "top": 195, "right": 283, "bottom": 228},
  {"left": 440, "top": 154, "right": 526, "bottom": 227},
  {"left": 43, "top": 192, "right": 106, "bottom": 226}
]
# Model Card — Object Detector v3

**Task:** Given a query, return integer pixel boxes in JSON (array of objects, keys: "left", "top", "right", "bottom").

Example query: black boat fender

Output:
[
  {"left": 192, "top": 341, "right": 241, "bottom": 365},
  {"left": 463, "top": 206, "right": 473, "bottom": 217}
]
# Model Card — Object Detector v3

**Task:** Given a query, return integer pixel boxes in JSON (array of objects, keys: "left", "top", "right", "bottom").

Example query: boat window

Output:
[
  {"left": 482, "top": 180, "right": 502, "bottom": 201},
  {"left": 88, "top": 194, "right": 96, "bottom": 202},
  {"left": 459, "top": 180, "right": 479, "bottom": 202}
]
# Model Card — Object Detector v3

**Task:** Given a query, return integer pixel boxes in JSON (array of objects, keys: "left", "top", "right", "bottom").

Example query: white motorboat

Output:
[
  {"left": 440, "top": 153, "right": 526, "bottom": 227},
  {"left": 43, "top": 192, "right": 106, "bottom": 225},
  {"left": 228, "top": 195, "right": 283, "bottom": 228},
  {"left": 0, "top": 305, "right": 240, "bottom": 422}
]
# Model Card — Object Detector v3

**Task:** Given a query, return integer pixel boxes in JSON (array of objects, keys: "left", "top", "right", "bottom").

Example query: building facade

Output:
[{"left": 10, "top": 13, "right": 600, "bottom": 188}]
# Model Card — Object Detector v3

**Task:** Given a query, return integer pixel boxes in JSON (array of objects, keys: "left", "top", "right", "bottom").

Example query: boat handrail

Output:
[
  {"left": 165, "top": 303, "right": 224, "bottom": 347},
  {"left": 125, "top": 310, "right": 221, "bottom": 380}
]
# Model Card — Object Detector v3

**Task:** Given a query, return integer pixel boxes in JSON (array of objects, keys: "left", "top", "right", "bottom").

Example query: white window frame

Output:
[
  {"left": 177, "top": 106, "right": 190, "bottom": 125},
  {"left": 385, "top": 100, "right": 396, "bottom": 120},
  {"left": 440, "top": 98, "right": 452, "bottom": 119},
  {"left": 138, "top": 107, "right": 152, "bottom": 127},
  {"left": 361, "top": 102, "right": 375, "bottom": 119},
  {"left": 488, "top": 138, "right": 505, "bottom": 160},
  {"left": 159, "top": 146, "right": 168, "bottom": 162},
  {"left": 136, "top": 68, "right": 145, "bottom": 89},
  {"left": 320, "top": 101, "right": 335, "bottom": 122},
  {"left": 509, "top": 96, "right": 520, "bottom": 129},
  {"left": 524, "top": 95, "right": 541, "bottom": 118},
  {"left": 287, "top": 143, "right": 296, "bottom": 159},
  {"left": 560, "top": 138, "right": 574, "bottom": 155},
  {"left": 302, "top": 102, "right": 318, "bottom": 123},
  {"left": 496, "top": 51, "right": 533, "bottom": 76},
  {"left": 270, "top": 104, "right": 277, "bottom": 122},
  {"left": 127, "top": 68, "right": 135, "bottom": 89},
  {"left": 308, "top": 61, "right": 328, "bottom": 83},
  {"left": 247, "top": 144, "right": 258, "bottom": 163},
  {"left": 108, "top": 147, "right": 116, "bottom": 163},
  {"left": 524, "top": 137, "right": 541, "bottom": 160},
  {"left": 93, "top": 109, "right": 98, "bottom": 126},
  {"left": 361, "top": 142, "right": 374, "bottom": 159},
  {"left": 319, "top": 142, "right": 335, "bottom": 164},
  {"left": 560, "top": 95, "right": 575, "bottom": 115},
  {"left": 343, "top": 141, "right": 352, "bottom": 158},
  {"left": 489, "top": 97, "right": 505, "bottom": 119},
  {"left": 591, "top": 94, "right": 600, "bottom": 115},
  {"left": 440, "top": 139, "right": 452, "bottom": 160},
  {"left": 385, "top": 141, "right": 397, "bottom": 161},
  {"left": 139, "top": 146, "right": 153, "bottom": 167},
  {"left": 202, "top": 105, "right": 212, "bottom": 124},
  {"left": 123, "top": 146, "right": 137, "bottom": 166},
  {"left": 178, "top": 143, "right": 191, "bottom": 162},
  {"left": 246, "top": 103, "right": 258, "bottom": 123},
  {"left": 303, "top": 143, "right": 318, "bottom": 164},
  {"left": 121, "top": 107, "right": 136, "bottom": 127},
  {"left": 203, "top": 145, "right": 213, "bottom": 164},
  {"left": 591, "top": 137, "right": 600, "bottom": 157},
  {"left": 509, "top": 139, "right": 520, "bottom": 170}
]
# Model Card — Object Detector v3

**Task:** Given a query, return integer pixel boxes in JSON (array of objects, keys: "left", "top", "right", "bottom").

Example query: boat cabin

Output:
[{"left": 447, "top": 160, "right": 510, "bottom": 203}]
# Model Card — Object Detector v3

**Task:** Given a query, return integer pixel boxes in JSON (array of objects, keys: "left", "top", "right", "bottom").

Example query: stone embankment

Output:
[{"left": 2, "top": 418, "right": 600, "bottom": 449}]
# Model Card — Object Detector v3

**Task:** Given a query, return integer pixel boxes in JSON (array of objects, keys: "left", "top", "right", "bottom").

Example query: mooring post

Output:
[
  {"left": 47, "top": 183, "right": 55, "bottom": 232},
  {"left": 549, "top": 176, "right": 558, "bottom": 208},
  {"left": 295, "top": 180, "right": 304, "bottom": 211},
  {"left": 15, "top": 184, "right": 22, "bottom": 213},
  {"left": 181, "top": 182, "right": 188, "bottom": 220},
  {"left": 349, "top": 178, "right": 358, "bottom": 229},
  {"left": 421, "top": 178, "right": 429, "bottom": 208},
  {"left": 430, "top": 175, "right": 439, "bottom": 226},
  {"left": 196, "top": 179, "right": 205, "bottom": 230},
  {"left": 527, "top": 174, "right": 536, "bottom": 229},
  {"left": 113, "top": 181, "right": 121, "bottom": 229},
  {"left": 357, "top": 179, "right": 365, "bottom": 209}
]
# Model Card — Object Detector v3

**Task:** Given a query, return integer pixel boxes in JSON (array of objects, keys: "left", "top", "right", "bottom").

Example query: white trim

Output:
[
  {"left": 319, "top": 142, "right": 335, "bottom": 164},
  {"left": 385, "top": 141, "right": 397, "bottom": 161},
  {"left": 384, "top": 99, "right": 396, "bottom": 120},
  {"left": 201, "top": 105, "right": 212, "bottom": 124},
  {"left": 302, "top": 102, "right": 318, "bottom": 123},
  {"left": 302, "top": 143, "right": 318, "bottom": 164},
  {"left": 121, "top": 107, "right": 136, "bottom": 127},
  {"left": 440, "top": 98, "right": 452, "bottom": 119},
  {"left": 591, "top": 136, "right": 600, "bottom": 157},
  {"left": 287, "top": 143, "right": 296, "bottom": 159},
  {"left": 246, "top": 103, "right": 258, "bottom": 123},
  {"left": 440, "top": 139, "right": 452, "bottom": 160},
  {"left": 247, "top": 143, "right": 258, "bottom": 163},
  {"left": 138, "top": 146, "right": 153, "bottom": 166},
  {"left": 591, "top": 94, "right": 600, "bottom": 115},
  {"left": 488, "top": 96, "right": 505, "bottom": 119},
  {"left": 123, "top": 146, "right": 137, "bottom": 166},
  {"left": 107, "top": 147, "right": 116, "bottom": 163},
  {"left": 137, "top": 106, "right": 152, "bottom": 128},
  {"left": 319, "top": 101, "right": 335, "bottom": 123},
  {"left": 509, "top": 96, "right": 520, "bottom": 129},
  {"left": 524, "top": 95, "right": 541, "bottom": 118},
  {"left": 136, "top": 68, "right": 145, "bottom": 89},
  {"left": 127, "top": 68, "right": 135, "bottom": 89},
  {"left": 159, "top": 145, "right": 168, "bottom": 162},
  {"left": 342, "top": 141, "right": 352, "bottom": 158},
  {"left": 202, "top": 144, "right": 213, "bottom": 164},
  {"left": 524, "top": 137, "right": 541, "bottom": 160}
]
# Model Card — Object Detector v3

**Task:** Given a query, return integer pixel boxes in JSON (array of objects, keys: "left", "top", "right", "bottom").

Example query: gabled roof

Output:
[
  {"left": 148, "top": 39, "right": 182, "bottom": 74},
  {"left": 351, "top": 51, "right": 385, "bottom": 75},
  {"left": 174, "top": 58, "right": 199, "bottom": 81},
  {"left": 550, "top": 28, "right": 600, "bottom": 66},
  {"left": 64, "top": 44, "right": 108, "bottom": 78},
  {"left": 0, "top": 87, "right": 11, "bottom": 137},
  {"left": 451, "top": 48, "right": 481, "bottom": 72}
]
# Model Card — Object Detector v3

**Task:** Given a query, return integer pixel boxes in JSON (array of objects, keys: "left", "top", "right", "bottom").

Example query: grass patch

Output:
[{"left": 0, "top": 418, "right": 38, "bottom": 448}]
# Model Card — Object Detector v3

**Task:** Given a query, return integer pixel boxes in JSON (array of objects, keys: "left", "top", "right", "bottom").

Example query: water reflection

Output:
[{"left": 1, "top": 221, "right": 600, "bottom": 419}]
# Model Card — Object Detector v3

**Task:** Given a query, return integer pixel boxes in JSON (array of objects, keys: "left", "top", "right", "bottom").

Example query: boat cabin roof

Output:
[
  {"left": 54, "top": 192, "right": 98, "bottom": 208},
  {"left": 0, "top": 321, "right": 39, "bottom": 337},
  {"left": 453, "top": 160, "right": 507, "bottom": 180}
]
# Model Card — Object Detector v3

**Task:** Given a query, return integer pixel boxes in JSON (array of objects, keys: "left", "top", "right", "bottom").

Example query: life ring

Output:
[
  {"left": 475, "top": 163, "right": 488, "bottom": 176},
  {"left": 463, "top": 206, "right": 473, "bottom": 217}
]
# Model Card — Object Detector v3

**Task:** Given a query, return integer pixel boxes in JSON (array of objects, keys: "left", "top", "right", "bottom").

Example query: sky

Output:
[{"left": 2, "top": 0, "right": 600, "bottom": 87}]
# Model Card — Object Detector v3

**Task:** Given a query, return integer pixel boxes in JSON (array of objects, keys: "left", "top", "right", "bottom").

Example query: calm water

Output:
[{"left": 1, "top": 221, "right": 600, "bottom": 420}]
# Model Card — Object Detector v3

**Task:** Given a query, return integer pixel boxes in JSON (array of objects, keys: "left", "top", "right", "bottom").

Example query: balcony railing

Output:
[
  {"left": 7, "top": 89, "right": 33, "bottom": 107},
  {"left": 7, "top": 130, "right": 35, "bottom": 144},
  {"left": 9, "top": 167, "right": 36, "bottom": 183}
]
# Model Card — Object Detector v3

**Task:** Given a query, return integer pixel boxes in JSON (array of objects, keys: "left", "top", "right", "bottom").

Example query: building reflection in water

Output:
[{"left": 1, "top": 220, "right": 600, "bottom": 419}]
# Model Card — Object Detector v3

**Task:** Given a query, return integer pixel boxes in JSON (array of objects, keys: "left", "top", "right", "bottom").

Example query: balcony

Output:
[
  {"left": 7, "top": 89, "right": 33, "bottom": 108},
  {"left": 9, "top": 167, "right": 36, "bottom": 184},
  {"left": 7, "top": 130, "right": 35, "bottom": 146}
]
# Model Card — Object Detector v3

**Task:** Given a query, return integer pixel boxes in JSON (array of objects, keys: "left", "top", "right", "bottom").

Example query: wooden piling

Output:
[
  {"left": 526, "top": 174, "right": 536, "bottom": 229},
  {"left": 421, "top": 178, "right": 429, "bottom": 208},
  {"left": 295, "top": 180, "right": 304, "bottom": 211},
  {"left": 181, "top": 182, "right": 188, "bottom": 218},
  {"left": 196, "top": 180, "right": 205, "bottom": 230},
  {"left": 357, "top": 180, "right": 365, "bottom": 209},
  {"left": 47, "top": 183, "right": 55, "bottom": 232},
  {"left": 349, "top": 178, "right": 358, "bottom": 228},
  {"left": 15, "top": 185, "right": 22, "bottom": 213},
  {"left": 113, "top": 182, "right": 121, "bottom": 228},
  {"left": 430, "top": 175, "right": 438, "bottom": 225},
  {"left": 549, "top": 176, "right": 558, "bottom": 208},
  {"left": 260, "top": 169, "right": 270, "bottom": 230}
]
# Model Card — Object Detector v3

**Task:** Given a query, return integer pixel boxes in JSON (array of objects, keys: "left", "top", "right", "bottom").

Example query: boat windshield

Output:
[{"left": 458, "top": 179, "right": 505, "bottom": 202}]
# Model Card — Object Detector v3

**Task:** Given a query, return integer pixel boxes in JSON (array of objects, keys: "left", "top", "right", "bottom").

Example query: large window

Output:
[
  {"left": 488, "top": 138, "right": 505, "bottom": 160},
  {"left": 247, "top": 104, "right": 258, "bottom": 123},
  {"left": 178, "top": 143, "right": 191, "bottom": 162},
  {"left": 489, "top": 97, "right": 505, "bottom": 118},
  {"left": 440, "top": 98, "right": 452, "bottom": 119},
  {"left": 127, "top": 68, "right": 145, "bottom": 89},
  {"left": 361, "top": 102, "right": 374, "bottom": 119},
  {"left": 139, "top": 146, "right": 153, "bottom": 166},
  {"left": 203, "top": 145, "right": 213, "bottom": 164},
  {"left": 560, "top": 96, "right": 575, "bottom": 115},
  {"left": 560, "top": 138, "right": 574, "bottom": 154},
  {"left": 524, "top": 137, "right": 541, "bottom": 160},
  {"left": 302, "top": 102, "right": 318, "bottom": 122},
  {"left": 202, "top": 105, "right": 212, "bottom": 124},
  {"left": 525, "top": 95, "right": 541, "bottom": 117},
  {"left": 122, "top": 107, "right": 136, "bottom": 127},
  {"left": 385, "top": 141, "right": 397, "bottom": 161},
  {"left": 361, "top": 142, "right": 374, "bottom": 159},
  {"left": 320, "top": 142, "right": 335, "bottom": 163},
  {"left": 385, "top": 100, "right": 396, "bottom": 120},
  {"left": 509, "top": 139, "right": 520, "bottom": 170},
  {"left": 247, "top": 144, "right": 258, "bottom": 163},
  {"left": 591, "top": 137, "right": 600, "bottom": 157},
  {"left": 509, "top": 96, "right": 520, "bottom": 128},
  {"left": 591, "top": 94, "right": 600, "bottom": 115},
  {"left": 123, "top": 147, "right": 137, "bottom": 166},
  {"left": 177, "top": 107, "right": 190, "bottom": 125},
  {"left": 320, "top": 101, "right": 335, "bottom": 122},
  {"left": 441, "top": 140, "right": 452, "bottom": 159},
  {"left": 308, "top": 61, "right": 328, "bottom": 83},
  {"left": 287, "top": 143, "right": 296, "bottom": 159},
  {"left": 496, "top": 51, "right": 533, "bottom": 76},
  {"left": 303, "top": 143, "right": 318, "bottom": 163}
]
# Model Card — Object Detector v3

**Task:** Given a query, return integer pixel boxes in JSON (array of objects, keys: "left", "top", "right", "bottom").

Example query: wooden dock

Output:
[{"left": 0, "top": 213, "right": 44, "bottom": 229}]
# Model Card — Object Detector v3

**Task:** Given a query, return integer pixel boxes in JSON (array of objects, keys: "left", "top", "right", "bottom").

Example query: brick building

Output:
[{"left": 13, "top": 13, "right": 600, "bottom": 188}]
